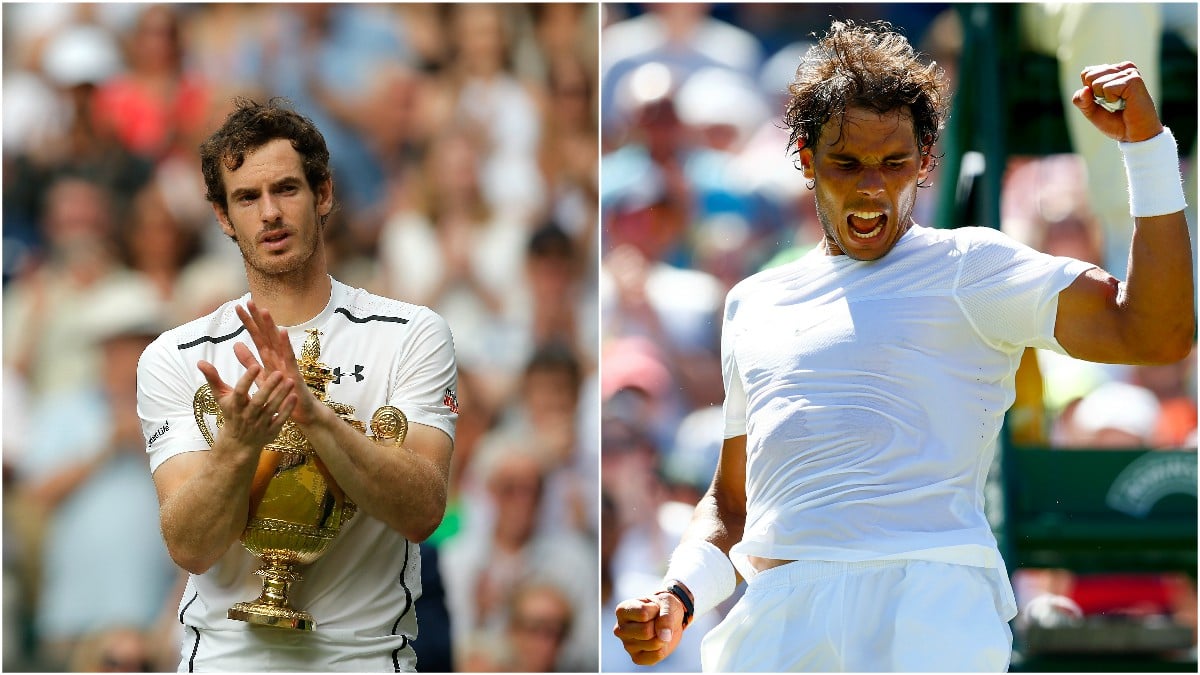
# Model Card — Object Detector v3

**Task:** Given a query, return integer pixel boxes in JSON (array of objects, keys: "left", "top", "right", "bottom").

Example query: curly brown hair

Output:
[
  {"left": 783, "top": 20, "right": 949, "bottom": 179},
  {"left": 199, "top": 98, "right": 332, "bottom": 214}
]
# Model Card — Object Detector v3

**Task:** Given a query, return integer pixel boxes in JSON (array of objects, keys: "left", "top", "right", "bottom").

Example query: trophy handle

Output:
[
  {"left": 369, "top": 406, "right": 409, "bottom": 447},
  {"left": 193, "top": 384, "right": 223, "bottom": 448}
]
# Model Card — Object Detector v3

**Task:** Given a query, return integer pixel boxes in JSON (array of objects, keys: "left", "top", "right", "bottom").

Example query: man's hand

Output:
[
  {"left": 233, "top": 301, "right": 319, "bottom": 424},
  {"left": 613, "top": 590, "right": 687, "bottom": 666},
  {"left": 1072, "top": 61, "right": 1164, "bottom": 143},
  {"left": 196, "top": 356, "right": 296, "bottom": 460}
]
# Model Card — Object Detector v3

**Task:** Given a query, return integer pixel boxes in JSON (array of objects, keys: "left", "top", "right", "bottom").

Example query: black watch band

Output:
[{"left": 664, "top": 581, "right": 695, "bottom": 628}]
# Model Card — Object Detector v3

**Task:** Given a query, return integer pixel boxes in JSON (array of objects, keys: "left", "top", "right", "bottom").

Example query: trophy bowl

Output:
[{"left": 192, "top": 329, "right": 407, "bottom": 630}]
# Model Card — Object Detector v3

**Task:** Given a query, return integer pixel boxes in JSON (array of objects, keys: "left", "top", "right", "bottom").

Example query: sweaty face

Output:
[
  {"left": 214, "top": 138, "right": 332, "bottom": 280},
  {"left": 801, "top": 105, "right": 930, "bottom": 261}
]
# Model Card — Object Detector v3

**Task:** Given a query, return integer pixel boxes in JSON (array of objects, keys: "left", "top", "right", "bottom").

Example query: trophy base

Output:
[{"left": 228, "top": 602, "right": 315, "bottom": 631}]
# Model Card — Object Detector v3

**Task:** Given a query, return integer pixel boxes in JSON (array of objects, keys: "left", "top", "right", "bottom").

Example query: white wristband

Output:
[
  {"left": 662, "top": 539, "right": 737, "bottom": 623},
  {"left": 1119, "top": 126, "right": 1187, "bottom": 218}
]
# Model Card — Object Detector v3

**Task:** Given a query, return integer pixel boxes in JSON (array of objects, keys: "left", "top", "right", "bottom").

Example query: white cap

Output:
[
  {"left": 79, "top": 278, "right": 166, "bottom": 345},
  {"left": 1072, "top": 381, "right": 1161, "bottom": 442},
  {"left": 675, "top": 67, "right": 770, "bottom": 140},
  {"left": 41, "top": 24, "right": 124, "bottom": 87}
]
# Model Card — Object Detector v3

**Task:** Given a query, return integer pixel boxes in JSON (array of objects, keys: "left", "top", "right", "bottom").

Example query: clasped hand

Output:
[{"left": 196, "top": 301, "right": 318, "bottom": 456}]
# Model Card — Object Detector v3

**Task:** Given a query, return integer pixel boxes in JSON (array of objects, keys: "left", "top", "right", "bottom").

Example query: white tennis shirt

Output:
[
  {"left": 137, "top": 277, "right": 457, "bottom": 670},
  {"left": 721, "top": 225, "right": 1092, "bottom": 617}
]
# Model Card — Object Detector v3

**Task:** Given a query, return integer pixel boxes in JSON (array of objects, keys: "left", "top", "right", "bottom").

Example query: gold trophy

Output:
[{"left": 192, "top": 328, "right": 408, "bottom": 630}]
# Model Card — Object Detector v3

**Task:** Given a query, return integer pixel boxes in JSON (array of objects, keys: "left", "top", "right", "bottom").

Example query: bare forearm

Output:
[
  {"left": 682, "top": 487, "right": 746, "bottom": 558},
  {"left": 300, "top": 405, "right": 449, "bottom": 541},
  {"left": 159, "top": 445, "right": 257, "bottom": 574},
  {"left": 1121, "top": 212, "right": 1195, "bottom": 359}
]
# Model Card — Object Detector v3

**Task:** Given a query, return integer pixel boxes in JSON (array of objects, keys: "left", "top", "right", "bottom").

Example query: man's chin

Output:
[{"left": 829, "top": 233, "right": 893, "bottom": 261}]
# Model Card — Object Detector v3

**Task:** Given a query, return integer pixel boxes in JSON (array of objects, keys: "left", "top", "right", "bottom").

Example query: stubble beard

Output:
[{"left": 237, "top": 218, "right": 324, "bottom": 284}]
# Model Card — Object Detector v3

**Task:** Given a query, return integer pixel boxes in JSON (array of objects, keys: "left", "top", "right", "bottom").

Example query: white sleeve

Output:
[
  {"left": 720, "top": 287, "right": 748, "bottom": 439},
  {"left": 137, "top": 335, "right": 212, "bottom": 474},
  {"left": 388, "top": 307, "right": 459, "bottom": 440},
  {"left": 955, "top": 227, "right": 1095, "bottom": 354}
]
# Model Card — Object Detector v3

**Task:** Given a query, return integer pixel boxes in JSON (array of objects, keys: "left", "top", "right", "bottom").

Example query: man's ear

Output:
[
  {"left": 798, "top": 145, "right": 815, "bottom": 181},
  {"left": 917, "top": 146, "right": 933, "bottom": 184},
  {"left": 316, "top": 178, "right": 333, "bottom": 218},
  {"left": 212, "top": 203, "right": 236, "bottom": 240}
]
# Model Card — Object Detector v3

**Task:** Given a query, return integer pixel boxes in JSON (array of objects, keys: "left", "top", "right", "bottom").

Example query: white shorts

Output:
[
  {"left": 177, "top": 623, "right": 416, "bottom": 672},
  {"left": 699, "top": 559, "right": 1013, "bottom": 672}
]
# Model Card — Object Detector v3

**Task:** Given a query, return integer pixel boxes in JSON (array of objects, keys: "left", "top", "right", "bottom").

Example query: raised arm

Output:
[
  {"left": 1055, "top": 62, "right": 1195, "bottom": 364},
  {"left": 613, "top": 434, "right": 747, "bottom": 666}
]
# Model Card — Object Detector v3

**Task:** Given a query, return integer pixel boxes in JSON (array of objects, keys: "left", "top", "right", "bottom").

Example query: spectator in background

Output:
[
  {"left": 600, "top": 336, "right": 677, "bottom": 452},
  {"left": 3, "top": 176, "right": 155, "bottom": 400},
  {"left": 379, "top": 129, "right": 529, "bottom": 411},
  {"left": 92, "top": 4, "right": 211, "bottom": 165},
  {"left": 523, "top": 222, "right": 597, "bottom": 368},
  {"left": 441, "top": 441, "right": 597, "bottom": 672},
  {"left": 11, "top": 285, "right": 176, "bottom": 671},
  {"left": 1134, "top": 349, "right": 1198, "bottom": 448},
  {"left": 437, "top": 4, "right": 546, "bottom": 222},
  {"left": 601, "top": 180, "right": 725, "bottom": 414},
  {"left": 4, "top": 19, "right": 153, "bottom": 284},
  {"left": 1060, "top": 381, "right": 1164, "bottom": 448},
  {"left": 463, "top": 343, "right": 592, "bottom": 547},
  {"left": 176, "top": 4, "right": 267, "bottom": 92},
  {"left": 504, "top": 582, "right": 577, "bottom": 672},
  {"left": 115, "top": 183, "right": 201, "bottom": 307},
  {"left": 538, "top": 49, "right": 600, "bottom": 248},
  {"left": 601, "top": 3, "right": 763, "bottom": 141}
]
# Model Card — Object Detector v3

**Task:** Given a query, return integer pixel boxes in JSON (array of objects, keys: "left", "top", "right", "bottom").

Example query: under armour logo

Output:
[{"left": 332, "top": 364, "right": 365, "bottom": 384}]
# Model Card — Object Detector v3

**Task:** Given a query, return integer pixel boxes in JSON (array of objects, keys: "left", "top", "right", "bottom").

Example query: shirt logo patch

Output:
[
  {"left": 443, "top": 388, "right": 460, "bottom": 414},
  {"left": 332, "top": 364, "right": 365, "bottom": 384},
  {"left": 148, "top": 421, "right": 169, "bottom": 447}
]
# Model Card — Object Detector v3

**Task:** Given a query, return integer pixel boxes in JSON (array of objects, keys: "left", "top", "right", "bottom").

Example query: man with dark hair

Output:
[
  {"left": 614, "top": 20, "right": 1193, "bottom": 671},
  {"left": 137, "top": 99, "right": 458, "bottom": 671}
]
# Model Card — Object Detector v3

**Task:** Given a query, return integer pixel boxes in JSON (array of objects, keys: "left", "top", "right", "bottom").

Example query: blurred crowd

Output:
[
  {"left": 2, "top": 3, "right": 598, "bottom": 672},
  {"left": 597, "top": 3, "right": 1197, "bottom": 671}
]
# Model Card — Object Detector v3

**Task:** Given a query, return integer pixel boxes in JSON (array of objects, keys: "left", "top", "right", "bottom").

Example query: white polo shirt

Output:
[
  {"left": 721, "top": 225, "right": 1093, "bottom": 617},
  {"left": 137, "top": 277, "right": 457, "bottom": 671}
]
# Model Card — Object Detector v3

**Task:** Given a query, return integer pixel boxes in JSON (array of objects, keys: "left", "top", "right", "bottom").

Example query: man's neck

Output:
[{"left": 246, "top": 267, "right": 334, "bottom": 327}]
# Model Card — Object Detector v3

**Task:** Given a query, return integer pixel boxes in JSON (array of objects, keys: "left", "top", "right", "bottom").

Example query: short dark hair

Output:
[
  {"left": 783, "top": 20, "right": 949, "bottom": 177},
  {"left": 527, "top": 221, "right": 574, "bottom": 260},
  {"left": 199, "top": 98, "right": 332, "bottom": 213},
  {"left": 525, "top": 340, "right": 582, "bottom": 390}
]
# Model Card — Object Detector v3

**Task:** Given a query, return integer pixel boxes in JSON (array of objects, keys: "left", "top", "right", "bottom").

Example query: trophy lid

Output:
[{"left": 298, "top": 328, "right": 334, "bottom": 400}]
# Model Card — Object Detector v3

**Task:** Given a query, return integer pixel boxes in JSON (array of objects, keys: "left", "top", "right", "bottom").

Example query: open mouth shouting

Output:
[{"left": 847, "top": 210, "right": 887, "bottom": 240}]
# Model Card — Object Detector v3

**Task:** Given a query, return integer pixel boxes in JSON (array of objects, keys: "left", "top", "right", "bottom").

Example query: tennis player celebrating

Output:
[
  {"left": 614, "top": 20, "right": 1193, "bottom": 672},
  {"left": 138, "top": 100, "right": 457, "bottom": 671}
]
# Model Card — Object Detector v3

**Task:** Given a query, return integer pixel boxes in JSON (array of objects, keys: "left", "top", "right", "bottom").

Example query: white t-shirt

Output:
[
  {"left": 721, "top": 225, "right": 1093, "bottom": 617},
  {"left": 137, "top": 277, "right": 457, "bottom": 671}
]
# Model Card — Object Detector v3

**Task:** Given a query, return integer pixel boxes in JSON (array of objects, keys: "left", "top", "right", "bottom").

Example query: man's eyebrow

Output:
[
  {"left": 230, "top": 176, "right": 303, "bottom": 199},
  {"left": 826, "top": 150, "right": 915, "bottom": 161}
]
